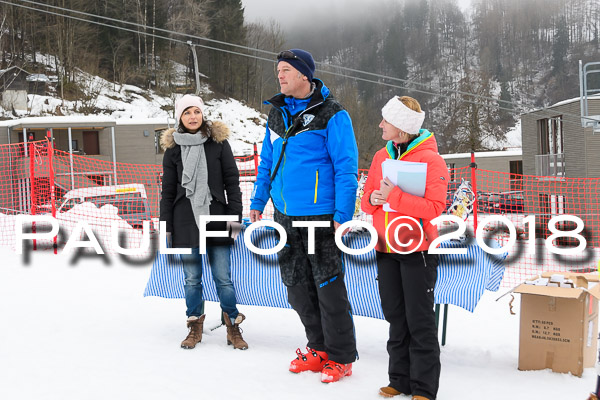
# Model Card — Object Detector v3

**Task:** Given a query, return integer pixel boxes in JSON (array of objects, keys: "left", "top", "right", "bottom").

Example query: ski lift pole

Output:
[
  {"left": 188, "top": 41, "right": 201, "bottom": 95},
  {"left": 470, "top": 152, "right": 478, "bottom": 234}
]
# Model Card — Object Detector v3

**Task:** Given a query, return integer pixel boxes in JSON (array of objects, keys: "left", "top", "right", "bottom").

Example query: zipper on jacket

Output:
[
  {"left": 421, "top": 252, "right": 427, "bottom": 268},
  {"left": 271, "top": 100, "right": 325, "bottom": 214},
  {"left": 275, "top": 100, "right": 323, "bottom": 139},
  {"left": 282, "top": 151, "right": 288, "bottom": 213},
  {"left": 385, "top": 211, "right": 391, "bottom": 253},
  {"left": 398, "top": 131, "right": 432, "bottom": 160},
  {"left": 299, "top": 100, "right": 324, "bottom": 118},
  {"left": 314, "top": 169, "right": 319, "bottom": 203}
]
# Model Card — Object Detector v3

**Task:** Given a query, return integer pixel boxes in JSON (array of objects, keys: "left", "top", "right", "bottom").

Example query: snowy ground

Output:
[{"left": 0, "top": 246, "right": 595, "bottom": 400}]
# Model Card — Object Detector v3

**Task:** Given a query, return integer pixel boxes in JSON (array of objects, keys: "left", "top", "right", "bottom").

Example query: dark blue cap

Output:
[{"left": 277, "top": 49, "right": 315, "bottom": 82}]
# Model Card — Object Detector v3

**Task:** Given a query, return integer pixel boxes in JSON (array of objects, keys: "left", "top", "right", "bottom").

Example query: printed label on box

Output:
[{"left": 530, "top": 319, "right": 570, "bottom": 343}]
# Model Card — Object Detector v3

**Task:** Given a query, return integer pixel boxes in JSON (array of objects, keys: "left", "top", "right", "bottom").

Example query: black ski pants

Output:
[
  {"left": 377, "top": 250, "right": 440, "bottom": 400},
  {"left": 274, "top": 209, "right": 357, "bottom": 364}
]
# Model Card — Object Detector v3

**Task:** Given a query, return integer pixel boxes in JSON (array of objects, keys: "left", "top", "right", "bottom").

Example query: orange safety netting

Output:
[
  {"left": 1, "top": 140, "right": 598, "bottom": 286},
  {"left": 450, "top": 166, "right": 599, "bottom": 286}
]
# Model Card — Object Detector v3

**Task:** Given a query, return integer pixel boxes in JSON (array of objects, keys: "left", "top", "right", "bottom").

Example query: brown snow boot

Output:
[
  {"left": 223, "top": 312, "right": 248, "bottom": 350},
  {"left": 181, "top": 315, "right": 205, "bottom": 349},
  {"left": 379, "top": 386, "right": 403, "bottom": 397}
]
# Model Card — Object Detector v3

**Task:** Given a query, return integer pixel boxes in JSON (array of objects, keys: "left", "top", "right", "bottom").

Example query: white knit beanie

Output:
[
  {"left": 381, "top": 96, "right": 425, "bottom": 135},
  {"left": 175, "top": 94, "right": 205, "bottom": 123}
]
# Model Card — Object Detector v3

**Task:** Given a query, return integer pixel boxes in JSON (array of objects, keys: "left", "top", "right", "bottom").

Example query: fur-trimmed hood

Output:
[{"left": 160, "top": 120, "right": 230, "bottom": 150}]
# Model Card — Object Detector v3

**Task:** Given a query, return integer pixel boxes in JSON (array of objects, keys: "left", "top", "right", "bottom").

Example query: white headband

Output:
[{"left": 381, "top": 96, "right": 425, "bottom": 135}]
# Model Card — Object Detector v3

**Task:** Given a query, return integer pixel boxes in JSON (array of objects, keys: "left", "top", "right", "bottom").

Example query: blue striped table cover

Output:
[
  {"left": 435, "top": 238, "right": 507, "bottom": 312},
  {"left": 144, "top": 229, "right": 507, "bottom": 314}
]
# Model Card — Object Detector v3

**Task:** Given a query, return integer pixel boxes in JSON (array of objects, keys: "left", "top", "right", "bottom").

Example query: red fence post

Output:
[
  {"left": 47, "top": 130, "right": 57, "bottom": 254},
  {"left": 470, "top": 152, "right": 478, "bottom": 236},
  {"left": 29, "top": 141, "right": 36, "bottom": 250},
  {"left": 253, "top": 143, "right": 259, "bottom": 177}
]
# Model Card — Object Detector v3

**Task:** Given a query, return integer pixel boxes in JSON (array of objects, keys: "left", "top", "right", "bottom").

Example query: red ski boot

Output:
[
  {"left": 289, "top": 347, "right": 328, "bottom": 373},
  {"left": 320, "top": 360, "right": 352, "bottom": 383}
]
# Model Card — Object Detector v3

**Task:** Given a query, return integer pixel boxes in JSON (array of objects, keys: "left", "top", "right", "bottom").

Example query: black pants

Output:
[
  {"left": 275, "top": 209, "right": 357, "bottom": 364},
  {"left": 377, "top": 251, "right": 440, "bottom": 400}
]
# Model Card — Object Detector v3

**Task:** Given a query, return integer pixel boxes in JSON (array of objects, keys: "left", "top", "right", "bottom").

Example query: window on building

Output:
[
  {"left": 509, "top": 160, "right": 523, "bottom": 190},
  {"left": 538, "top": 116, "right": 563, "bottom": 155}
]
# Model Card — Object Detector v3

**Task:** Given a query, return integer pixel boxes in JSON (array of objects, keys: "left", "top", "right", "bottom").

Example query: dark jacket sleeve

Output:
[
  {"left": 159, "top": 147, "right": 178, "bottom": 233},
  {"left": 221, "top": 140, "right": 243, "bottom": 221}
]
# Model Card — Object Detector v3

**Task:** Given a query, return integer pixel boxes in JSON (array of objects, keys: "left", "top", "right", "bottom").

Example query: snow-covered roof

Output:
[
  {"left": 441, "top": 150, "right": 522, "bottom": 160},
  {"left": 0, "top": 116, "right": 179, "bottom": 130},
  {"left": 3, "top": 116, "right": 116, "bottom": 129},
  {"left": 0, "top": 66, "right": 30, "bottom": 77},
  {"left": 26, "top": 74, "right": 50, "bottom": 82},
  {"left": 551, "top": 94, "right": 600, "bottom": 108},
  {"left": 522, "top": 95, "right": 600, "bottom": 114}
]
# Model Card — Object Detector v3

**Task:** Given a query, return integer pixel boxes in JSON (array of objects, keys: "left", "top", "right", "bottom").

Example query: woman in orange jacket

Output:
[{"left": 361, "top": 96, "right": 448, "bottom": 400}]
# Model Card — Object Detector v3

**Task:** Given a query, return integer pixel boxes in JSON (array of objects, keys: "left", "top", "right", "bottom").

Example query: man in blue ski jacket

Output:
[{"left": 250, "top": 49, "right": 358, "bottom": 383}]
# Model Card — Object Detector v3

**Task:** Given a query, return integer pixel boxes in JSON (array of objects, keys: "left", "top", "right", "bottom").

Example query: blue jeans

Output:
[{"left": 180, "top": 246, "right": 239, "bottom": 320}]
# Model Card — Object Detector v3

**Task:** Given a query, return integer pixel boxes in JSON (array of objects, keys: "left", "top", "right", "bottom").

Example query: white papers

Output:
[{"left": 382, "top": 159, "right": 427, "bottom": 212}]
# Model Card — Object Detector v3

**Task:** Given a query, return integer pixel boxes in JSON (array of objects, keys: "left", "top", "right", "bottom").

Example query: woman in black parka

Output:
[{"left": 159, "top": 94, "right": 248, "bottom": 350}]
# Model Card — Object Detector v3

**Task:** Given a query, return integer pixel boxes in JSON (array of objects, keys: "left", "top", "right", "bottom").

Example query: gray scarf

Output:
[{"left": 173, "top": 131, "right": 212, "bottom": 227}]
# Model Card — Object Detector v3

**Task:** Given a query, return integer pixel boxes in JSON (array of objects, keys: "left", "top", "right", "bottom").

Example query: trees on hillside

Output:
[
  {"left": 552, "top": 16, "right": 570, "bottom": 75},
  {"left": 440, "top": 71, "right": 508, "bottom": 153},
  {"left": 244, "top": 20, "right": 285, "bottom": 110},
  {"left": 202, "top": 0, "right": 246, "bottom": 97},
  {"left": 1, "top": 0, "right": 600, "bottom": 160}
]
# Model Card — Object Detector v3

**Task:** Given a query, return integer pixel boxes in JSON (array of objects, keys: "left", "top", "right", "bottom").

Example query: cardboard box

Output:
[
  {"left": 540, "top": 272, "right": 599, "bottom": 288},
  {"left": 514, "top": 274, "right": 600, "bottom": 377}
]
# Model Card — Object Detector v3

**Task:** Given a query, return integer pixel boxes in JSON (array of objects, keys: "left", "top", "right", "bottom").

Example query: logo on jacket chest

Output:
[{"left": 302, "top": 114, "right": 315, "bottom": 127}]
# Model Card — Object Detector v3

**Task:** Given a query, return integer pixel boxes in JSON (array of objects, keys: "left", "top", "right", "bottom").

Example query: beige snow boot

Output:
[
  {"left": 379, "top": 386, "right": 403, "bottom": 397},
  {"left": 223, "top": 312, "right": 248, "bottom": 350},
  {"left": 181, "top": 315, "right": 205, "bottom": 349}
]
